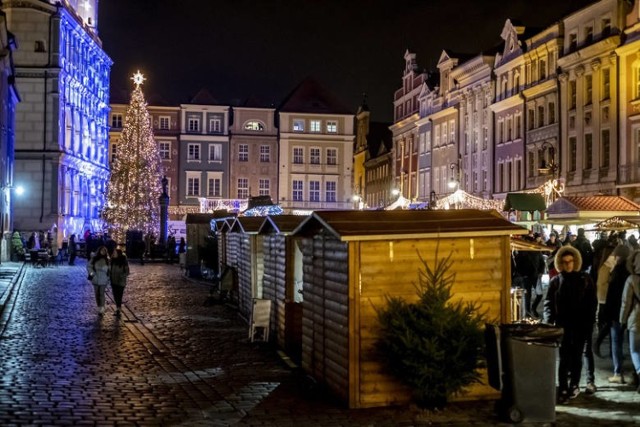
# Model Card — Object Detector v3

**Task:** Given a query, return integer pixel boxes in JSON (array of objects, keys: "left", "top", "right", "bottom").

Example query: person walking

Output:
[
  {"left": 620, "top": 250, "right": 640, "bottom": 392},
  {"left": 88, "top": 246, "right": 110, "bottom": 315},
  {"left": 68, "top": 234, "right": 77, "bottom": 266},
  {"left": 599, "top": 244, "right": 631, "bottom": 384},
  {"left": 109, "top": 248, "right": 130, "bottom": 316},
  {"left": 544, "top": 245, "right": 598, "bottom": 403}
]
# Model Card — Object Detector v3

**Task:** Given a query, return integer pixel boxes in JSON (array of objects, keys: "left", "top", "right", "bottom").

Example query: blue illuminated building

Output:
[{"left": 1, "top": 0, "right": 111, "bottom": 247}]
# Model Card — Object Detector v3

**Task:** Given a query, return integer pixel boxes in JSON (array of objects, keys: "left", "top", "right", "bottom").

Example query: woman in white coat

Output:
[{"left": 88, "top": 245, "right": 110, "bottom": 315}]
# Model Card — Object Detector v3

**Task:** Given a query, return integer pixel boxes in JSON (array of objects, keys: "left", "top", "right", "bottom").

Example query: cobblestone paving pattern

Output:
[{"left": 0, "top": 261, "right": 638, "bottom": 426}]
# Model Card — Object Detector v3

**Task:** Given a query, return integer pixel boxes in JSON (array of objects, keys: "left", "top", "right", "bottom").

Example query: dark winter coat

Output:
[
  {"left": 601, "top": 260, "right": 629, "bottom": 322},
  {"left": 571, "top": 235, "right": 594, "bottom": 272},
  {"left": 543, "top": 245, "right": 597, "bottom": 330}
]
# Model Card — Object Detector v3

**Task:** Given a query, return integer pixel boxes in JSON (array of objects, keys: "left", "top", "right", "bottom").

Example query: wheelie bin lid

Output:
[{"left": 500, "top": 323, "right": 563, "bottom": 343}]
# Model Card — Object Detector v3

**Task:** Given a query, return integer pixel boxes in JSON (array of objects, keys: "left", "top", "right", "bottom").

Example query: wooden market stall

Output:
[
  {"left": 544, "top": 195, "right": 640, "bottom": 225},
  {"left": 258, "top": 214, "right": 308, "bottom": 361},
  {"left": 291, "top": 209, "right": 527, "bottom": 409},
  {"left": 230, "top": 216, "right": 268, "bottom": 322},
  {"left": 184, "top": 212, "right": 229, "bottom": 278}
]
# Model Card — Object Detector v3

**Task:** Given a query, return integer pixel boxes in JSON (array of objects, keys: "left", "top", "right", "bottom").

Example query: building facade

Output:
[
  {"left": 228, "top": 104, "right": 278, "bottom": 203},
  {"left": 278, "top": 78, "right": 354, "bottom": 212},
  {"left": 0, "top": 9, "right": 18, "bottom": 261},
  {"left": 3, "top": 0, "right": 111, "bottom": 244}
]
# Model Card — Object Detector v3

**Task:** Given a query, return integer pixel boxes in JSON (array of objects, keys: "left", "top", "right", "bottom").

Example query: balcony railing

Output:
[{"left": 618, "top": 162, "right": 640, "bottom": 185}]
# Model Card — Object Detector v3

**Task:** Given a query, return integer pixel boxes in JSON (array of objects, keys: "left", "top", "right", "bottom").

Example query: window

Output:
[
  {"left": 238, "top": 144, "right": 248, "bottom": 162},
  {"left": 187, "top": 176, "right": 200, "bottom": 196},
  {"left": 569, "top": 33, "right": 577, "bottom": 52},
  {"left": 585, "top": 75, "right": 592, "bottom": 104},
  {"left": 209, "top": 118, "right": 222, "bottom": 133},
  {"left": 538, "top": 106, "right": 545, "bottom": 128},
  {"left": 34, "top": 40, "right": 46, "bottom": 52},
  {"left": 310, "top": 120, "right": 321, "bottom": 133},
  {"left": 237, "top": 178, "right": 249, "bottom": 199},
  {"left": 528, "top": 109, "right": 534, "bottom": 130},
  {"left": 449, "top": 120, "right": 455, "bottom": 143},
  {"left": 570, "top": 80, "right": 577, "bottom": 108},
  {"left": 111, "top": 114, "right": 123, "bottom": 128},
  {"left": 310, "top": 148, "right": 320, "bottom": 164},
  {"left": 208, "top": 144, "right": 222, "bottom": 161},
  {"left": 326, "top": 148, "right": 337, "bottom": 165},
  {"left": 569, "top": 137, "right": 577, "bottom": 171},
  {"left": 442, "top": 122, "right": 448, "bottom": 143},
  {"left": 326, "top": 121, "right": 337, "bottom": 133},
  {"left": 585, "top": 26, "right": 593, "bottom": 43},
  {"left": 539, "top": 59, "right": 546, "bottom": 80},
  {"left": 244, "top": 121, "right": 264, "bottom": 131},
  {"left": 293, "top": 119, "right": 304, "bottom": 132},
  {"left": 207, "top": 177, "right": 221, "bottom": 197},
  {"left": 259, "top": 179, "right": 270, "bottom": 196},
  {"left": 159, "top": 116, "right": 170, "bottom": 130},
  {"left": 635, "top": 64, "right": 640, "bottom": 99},
  {"left": 549, "top": 102, "right": 555, "bottom": 124},
  {"left": 159, "top": 141, "right": 171, "bottom": 160},
  {"left": 325, "top": 181, "right": 336, "bottom": 202},
  {"left": 259, "top": 145, "right": 270, "bottom": 162},
  {"left": 292, "top": 180, "right": 303, "bottom": 201},
  {"left": 585, "top": 134, "right": 593, "bottom": 169},
  {"left": 293, "top": 147, "right": 303, "bottom": 164},
  {"left": 309, "top": 181, "right": 320, "bottom": 202},
  {"left": 188, "top": 118, "right": 200, "bottom": 132},
  {"left": 602, "top": 18, "right": 611, "bottom": 37},
  {"left": 602, "top": 129, "right": 610, "bottom": 168},
  {"left": 110, "top": 142, "right": 118, "bottom": 163},
  {"left": 602, "top": 68, "right": 610, "bottom": 99},
  {"left": 187, "top": 143, "right": 200, "bottom": 161}
]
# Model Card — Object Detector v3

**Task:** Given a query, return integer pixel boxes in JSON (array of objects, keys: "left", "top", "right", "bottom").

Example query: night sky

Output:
[{"left": 99, "top": 0, "right": 595, "bottom": 122}]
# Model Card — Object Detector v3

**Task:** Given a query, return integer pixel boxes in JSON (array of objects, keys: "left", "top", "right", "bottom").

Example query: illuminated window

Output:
[
  {"left": 237, "top": 178, "right": 249, "bottom": 199},
  {"left": 326, "top": 121, "right": 337, "bottom": 133},
  {"left": 634, "top": 63, "right": 640, "bottom": 99},
  {"left": 244, "top": 121, "right": 264, "bottom": 131},
  {"left": 293, "top": 119, "right": 304, "bottom": 132},
  {"left": 159, "top": 141, "right": 171, "bottom": 160},
  {"left": 292, "top": 180, "right": 303, "bottom": 201},
  {"left": 238, "top": 144, "right": 248, "bottom": 162},
  {"left": 159, "top": 116, "right": 170, "bottom": 130},
  {"left": 259, "top": 179, "right": 270, "bottom": 196},
  {"left": 326, "top": 148, "right": 337, "bottom": 165},
  {"left": 310, "top": 148, "right": 320, "bottom": 164},
  {"left": 208, "top": 144, "right": 222, "bottom": 161},
  {"left": 293, "top": 147, "right": 303, "bottom": 164},
  {"left": 207, "top": 177, "right": 221, "bottom": 197},
  {"left": 309, "top": 181, "right": 320, "bottom": 201},
  {"left": 259, "top": 145, "right": 270, "bottom": 162},
  {"left": 310, "top": 120, "right": 321, "bottom": 132},
  {"left": 111, "top": 114, "right": 122, "bottom": 128},
  {"left": 110, "top": 141, "right": 118, "bottom": 162},
  {"left": 187, "top": 143, "right": 200, "bottom": 161}
]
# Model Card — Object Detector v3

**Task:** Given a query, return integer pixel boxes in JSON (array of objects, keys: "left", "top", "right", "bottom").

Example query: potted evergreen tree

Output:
[{"left": 376, "top": 249, "right": 487, "bottom": 409}]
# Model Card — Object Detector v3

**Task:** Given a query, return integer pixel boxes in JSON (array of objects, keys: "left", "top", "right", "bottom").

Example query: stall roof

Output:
[
  {"left": 211, "top": 216, "right": 237, "bottom": 231},
  {"left": 510, "top": 237, "right": 552, "bottom": 252},
  {"left": 592, "top": 215, "right": 640, "bottom": 231},
  {"left": 545, "top": 196, "right": 640, "bottom": 223},
  {"left": 229, "top": 216, "right": 266, "bottom": 234},
  {"left": 292, "top": 209, "right": 528, "bottom": 241},
  {"left": 504, "top": 193, "right": 546, "bottom": 212},
  {"left": 258, "top": 215, "right": 308, "bottom": 235}
]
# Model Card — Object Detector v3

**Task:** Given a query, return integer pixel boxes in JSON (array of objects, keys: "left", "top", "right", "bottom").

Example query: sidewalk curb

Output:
[{"left": 0, "top": 262, "right": 28, "bottom": 334}]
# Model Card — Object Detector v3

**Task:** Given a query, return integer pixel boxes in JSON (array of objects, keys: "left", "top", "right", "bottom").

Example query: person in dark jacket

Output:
[
  {"left": 572, "top": 228, "right": 594, "bottom": 273},
  {"left": 515, "top": 235, "right": 545, "bottom": 317},
  {"left": 544, "top": 245, "right": 598, "bottom": 403}
]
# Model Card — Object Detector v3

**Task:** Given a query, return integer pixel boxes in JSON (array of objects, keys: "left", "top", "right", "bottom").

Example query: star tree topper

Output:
[{"left": 131, "top": 71, "right": 146, "bottom": 87}]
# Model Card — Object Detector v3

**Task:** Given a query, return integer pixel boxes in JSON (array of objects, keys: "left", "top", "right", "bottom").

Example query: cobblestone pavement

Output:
[{"left": 0, "top": 261, "right": 638, "bottom": 426}]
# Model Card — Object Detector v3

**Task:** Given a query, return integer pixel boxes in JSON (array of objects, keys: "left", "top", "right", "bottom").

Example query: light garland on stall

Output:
[{"left": 435, "top": 189, "right": 504, "bottom": 211}]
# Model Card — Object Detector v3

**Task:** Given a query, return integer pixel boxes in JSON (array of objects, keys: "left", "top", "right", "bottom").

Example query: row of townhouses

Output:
[
  {"left": 387, "top": 0, "right": 640, "bottom": 210},
  {"left": 108, "top": 79, "right": 356, "bottom": 219}
]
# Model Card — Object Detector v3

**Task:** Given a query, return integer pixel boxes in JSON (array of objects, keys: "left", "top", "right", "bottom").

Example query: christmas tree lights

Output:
[{"left": 103, "top": 71, "right": 163, "bottom": 243}]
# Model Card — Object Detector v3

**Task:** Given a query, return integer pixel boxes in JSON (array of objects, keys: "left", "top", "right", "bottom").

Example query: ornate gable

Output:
[{"left": 496, "top": 19, "right": 524, "bottom": 67}]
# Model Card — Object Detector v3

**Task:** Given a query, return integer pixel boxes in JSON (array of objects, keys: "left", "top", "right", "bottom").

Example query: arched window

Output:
[
  {"left": 244, "top": 120, "right": 265, "bottom": 131},
  {"left": 634, "top": 60, "right": 640, "bottom": 100}
]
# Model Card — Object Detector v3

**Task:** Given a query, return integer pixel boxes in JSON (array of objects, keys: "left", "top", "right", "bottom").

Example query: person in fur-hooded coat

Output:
[{"left": 544, "top": 244, "right": 598, "bottom": 401}]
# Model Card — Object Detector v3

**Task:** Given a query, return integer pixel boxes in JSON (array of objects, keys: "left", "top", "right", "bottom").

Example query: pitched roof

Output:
[
  {"left": 229, "top": 217, "right": 265, "bottom": 233},
  {"left": 547, "top": 196, "right": 640, "bottom": 214},
  {"left": 259, "top": 215, "right": 308, "bottom": 235},
  {"left": 293, "top": 209, "right": 527, "bottom": 241},
  {"left": 189, "top": 88, "right": 219, "bottom": 105},
  {"left": 279, "top": 77, "right": 353, "bottom": 115}
]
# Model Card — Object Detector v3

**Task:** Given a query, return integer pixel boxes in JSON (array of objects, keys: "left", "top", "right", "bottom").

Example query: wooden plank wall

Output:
[
  {"left": 353, "top": 237, "right": 509, "bottom": 408},
  {"left": 261, "top": 235, "right": 285, "bottom": 347},
  {"left": 301, "top": 233, "right": 350, "bottom": 402},
  {"left": 238, "top": 234, "right": 255, "bottom": 322},
  {"left": 226, "top": 233, "right": 240, "bottom": 269}
]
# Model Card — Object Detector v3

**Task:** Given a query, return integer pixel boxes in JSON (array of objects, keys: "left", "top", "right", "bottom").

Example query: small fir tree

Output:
[
  {"left": 376, "top": 249, "right": 487, "bottom": 409},
  {"left": 103, "top": 72, "right": 163, "bottom": 243}
]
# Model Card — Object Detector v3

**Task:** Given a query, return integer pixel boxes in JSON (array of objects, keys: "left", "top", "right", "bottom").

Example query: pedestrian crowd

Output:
[
  {"left": 512, "top": 228, "right": 640, "bottom": 403},
  {"left": 87, "top": 245, "right": 130, "bottom": 316}
]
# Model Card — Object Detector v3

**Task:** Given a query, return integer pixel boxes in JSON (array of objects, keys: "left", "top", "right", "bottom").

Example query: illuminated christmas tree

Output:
[{"left": 103, "top": 71, "right": 162, "bottom": 243}]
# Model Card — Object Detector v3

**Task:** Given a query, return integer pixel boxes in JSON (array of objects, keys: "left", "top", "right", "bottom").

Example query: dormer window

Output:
[
  {"left": 35, "top": 40, "right": 46, "bottom": 52},
  {"left": 244, "top": 121, "right": 264, "bottom": 131}
]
